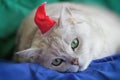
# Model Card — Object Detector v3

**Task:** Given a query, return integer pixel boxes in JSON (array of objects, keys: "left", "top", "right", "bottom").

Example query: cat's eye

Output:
[
  {"left": 52, "top": 58, "right": 64, "bottom": 66},
  {"left": 71, "top": 38, "right": 79, "bottom": 50}
]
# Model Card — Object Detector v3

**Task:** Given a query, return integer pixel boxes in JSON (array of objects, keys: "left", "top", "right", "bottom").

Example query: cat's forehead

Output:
[
  {"left": 48, "top": 26, "right": 76, "bottom": 42},
  {"left": 38, "top": 26, "right": 74, "bottom": 47}
]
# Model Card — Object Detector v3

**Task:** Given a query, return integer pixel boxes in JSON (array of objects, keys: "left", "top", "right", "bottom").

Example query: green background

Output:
[{"left": 0, "top": 0, "right": 120, "bottom": 59}]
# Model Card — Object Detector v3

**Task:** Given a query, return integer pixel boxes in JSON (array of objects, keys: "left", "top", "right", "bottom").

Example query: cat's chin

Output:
[
  {"left": 78, "top": 65, "right": 88, "bottom": 71},
  {"left": 63, "top": 63, "right": 90, "bottom": 72},
  {"left": 65, "top": 65, "right": 80, "bottom": 73},
  {"left": 78, "top": 62, "right": 91, "bottom": 71}
]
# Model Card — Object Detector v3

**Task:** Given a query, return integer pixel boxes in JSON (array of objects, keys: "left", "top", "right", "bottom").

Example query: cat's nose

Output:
[{"left": 71, "top": 58, "right": 79, "bottom": 65}]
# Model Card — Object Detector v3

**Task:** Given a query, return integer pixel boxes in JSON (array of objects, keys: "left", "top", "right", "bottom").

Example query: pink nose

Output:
[{"left": 71, "top": 58, "right": 79, "bottom": 65}]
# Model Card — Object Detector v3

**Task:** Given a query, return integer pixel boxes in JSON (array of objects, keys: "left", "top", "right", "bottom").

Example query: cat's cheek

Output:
[
  {"left": 78, "top": 59, "right": 92, "bottom": 71},
  {"left": 48, "top": 63, "right": 67, "bottom": 72}
]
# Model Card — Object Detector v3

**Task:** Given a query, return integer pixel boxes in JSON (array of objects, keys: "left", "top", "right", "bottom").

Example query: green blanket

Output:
[{"left": 0, "top": 0, "right": 120, "bottom": 59}]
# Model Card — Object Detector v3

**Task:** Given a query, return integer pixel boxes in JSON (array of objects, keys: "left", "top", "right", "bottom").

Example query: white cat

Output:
[{"left": 14, "top": 3, "right": 120, "bottom": 72}]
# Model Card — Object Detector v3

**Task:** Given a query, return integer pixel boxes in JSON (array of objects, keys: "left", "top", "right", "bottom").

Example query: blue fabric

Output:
[{"left": 0, "top": 53, "right": 120, "bottom": 80}]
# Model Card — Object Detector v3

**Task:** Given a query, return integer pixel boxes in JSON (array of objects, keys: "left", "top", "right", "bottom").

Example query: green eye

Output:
[
  {"left": 71, "top": 38, "right": 79, "bottom": 50},
  {"left": 52, "top": 58, "right": 64, "bottom": 66}
]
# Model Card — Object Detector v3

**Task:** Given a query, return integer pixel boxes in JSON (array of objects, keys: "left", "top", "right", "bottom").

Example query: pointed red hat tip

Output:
[{"left": 34, "top": 3, "right": 56, "bottom": 34}]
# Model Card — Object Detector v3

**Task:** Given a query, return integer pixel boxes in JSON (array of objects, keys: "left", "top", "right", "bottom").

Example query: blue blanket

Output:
[{"left": 0, "top": 53, "right": 120, "bottom": 80}]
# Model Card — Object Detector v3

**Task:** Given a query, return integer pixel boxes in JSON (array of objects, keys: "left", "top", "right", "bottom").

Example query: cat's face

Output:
[
  {"left": 15, "top": 19, "right": 93, "bottom": 72},
  {"left": 15, "top": 7, "right": 94, "bottom": 72}
]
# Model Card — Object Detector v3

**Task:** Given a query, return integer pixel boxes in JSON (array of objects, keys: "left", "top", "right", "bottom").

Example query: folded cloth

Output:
[{"left": 0, "top": 53, "right": 120, "bottom": 80}]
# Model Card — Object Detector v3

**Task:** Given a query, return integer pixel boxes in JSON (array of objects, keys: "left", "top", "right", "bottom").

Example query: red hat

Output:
[{"left": 34, "top": 3, "right": 56, "bottom": 34}]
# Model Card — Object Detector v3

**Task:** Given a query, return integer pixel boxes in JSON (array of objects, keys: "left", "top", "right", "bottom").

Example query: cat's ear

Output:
[
  {"left": 59, "top": 6, "right": 85, "bottom": 27},
  {"left": 58, "top": 6, "right": 77, "bottom": 27},
  {"left": 14, "top": 48, "right": 42, "bottom": 62}
]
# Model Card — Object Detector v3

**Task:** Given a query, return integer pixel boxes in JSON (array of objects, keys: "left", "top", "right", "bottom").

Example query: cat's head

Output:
[{"left": 15, "top": 5, "right": 94, "bottom": 72}]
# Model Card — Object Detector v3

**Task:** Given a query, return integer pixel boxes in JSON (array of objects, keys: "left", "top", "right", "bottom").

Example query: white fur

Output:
[{"left": 15, "top": 3, "right": 120, "bottom": 72}]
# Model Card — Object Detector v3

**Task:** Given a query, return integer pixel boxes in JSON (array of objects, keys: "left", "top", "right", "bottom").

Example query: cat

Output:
[{"left": 14, "top": 3, "right": 120, "bottom": 72}]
